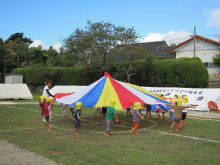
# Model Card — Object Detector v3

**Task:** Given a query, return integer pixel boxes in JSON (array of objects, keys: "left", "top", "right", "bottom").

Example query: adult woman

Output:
[{"left": 42, "top": 80, "right": 54, "bottom": 98}]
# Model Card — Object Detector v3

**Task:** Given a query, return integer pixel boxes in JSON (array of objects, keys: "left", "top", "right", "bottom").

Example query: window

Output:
[{"left": 203, "top": 62, "right": 219, "bottom": 68}]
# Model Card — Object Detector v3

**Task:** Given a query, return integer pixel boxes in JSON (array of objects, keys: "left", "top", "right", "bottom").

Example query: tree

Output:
[
  {"left": 28, "top": 46, "right": 48, "bottom": 65},
  {"left": 45, "top": 46, "right": 60, "bottom": 66},
  {"left": 213, "top": 50, "right": 220, "bottom": 66},
  {"left": 64, "top": 21, "right": 138, "bottom": 65},
  {"left": 0, "top": 38, "right": 6, "bottom": 76},
  {"left": 106, "top": 44, "right": 153, "bottom": 82},
  {"left": 5, "top": 32, "right": 33, "bottom": 45},
  {"left": 3, "top": 32, "right": 33, "bottom": 73}
]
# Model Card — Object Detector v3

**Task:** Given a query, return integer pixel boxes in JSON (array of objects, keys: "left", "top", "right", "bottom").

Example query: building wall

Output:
[
  {"left": 175, "top": 39, "right": 220, "bottom": 76},
  {"left": 5, "top": 75, "right": 23, "bottom": 84}
]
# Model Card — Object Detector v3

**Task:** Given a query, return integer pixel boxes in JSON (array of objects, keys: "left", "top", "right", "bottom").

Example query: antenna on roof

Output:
[{"left": 193, "top": 26, "right": 196, "bottom": 57}]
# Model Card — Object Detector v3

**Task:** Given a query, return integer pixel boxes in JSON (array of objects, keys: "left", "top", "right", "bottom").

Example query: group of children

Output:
[{"left": 39, "top": 88, "right": 196, "bottom": 135}]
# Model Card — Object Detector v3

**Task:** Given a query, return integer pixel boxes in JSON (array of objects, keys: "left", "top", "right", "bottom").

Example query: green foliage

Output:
[
  {"left": 12, "top": 66, "right": 88, "bottom": 85},
  {"left": 5, "top": 32, "right": 33, "bottom": 45},
  {"left": 64, "top": 21, "right": 138, "bottom": 65},
  {"left": 213, "top": 50, "right": 220, "bottom": 66},
  {"left": 0, "top": 38, "right": 6, "bottom": 76},
  {"left": 12, "top": 58, "right": 208, "bottom": 88},
  {"left": 154, "top": 57, "right": 208, "bottom": 87}
]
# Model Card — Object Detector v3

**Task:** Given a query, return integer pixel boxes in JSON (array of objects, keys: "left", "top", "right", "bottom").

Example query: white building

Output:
[{"left": 168, "top": 35, "right": 220, "bottom": 77}]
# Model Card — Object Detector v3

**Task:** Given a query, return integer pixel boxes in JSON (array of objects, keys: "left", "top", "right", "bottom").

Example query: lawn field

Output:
[{"left": 0, "top": 103, "right": 220, "bottom": 165}]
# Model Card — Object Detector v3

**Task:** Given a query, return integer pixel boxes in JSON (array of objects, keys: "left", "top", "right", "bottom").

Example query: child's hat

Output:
[
  {"left": 183, "top": 96, "right": 188, "bottom": 103},
  {"left": 176, "top": 98, "right": 182, "bottom": 106},
  {"left": 175, "top": 94, "right": 181, "bottom": 99},
  {"left": 133, "top": 102, "right": 141, "bottom": 110},
  {"left": 40, "top": 96, "right": 46, "bottom": 104},
  {"left": 47, "top": 97, "right": 53, "bottom": 103},
  {"left": 76, "top": 102, "right": 82, "bottom": 109},
  {"left": 157, "top": 93, "right": 161, "bottom": 97},
  {"left": 109, "top": 99, "right": 116, "bottom": 107},
  {"left": 170, "top": 98, "right": 175, "bottom": 103}
]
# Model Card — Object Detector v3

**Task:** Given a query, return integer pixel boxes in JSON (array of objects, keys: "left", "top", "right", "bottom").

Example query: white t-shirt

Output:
[
  {"left": 182, "top": 103, "right": 189, "bottom": 112},
  {"left": 42, "top": 86, "right": 49, "bottom": 98}
]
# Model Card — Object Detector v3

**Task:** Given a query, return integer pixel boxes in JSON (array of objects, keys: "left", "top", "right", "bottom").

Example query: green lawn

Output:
[{"left": 0, "top": 103, "right": 220, "bottom": 165}]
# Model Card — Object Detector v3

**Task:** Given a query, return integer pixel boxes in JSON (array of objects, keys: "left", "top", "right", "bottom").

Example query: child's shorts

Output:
[
  {"left": 74, "top": 120, "right": 81, "bottom": 129},
  {"left": 169, "top": 111, "right": 174, "bottom": 121},
  {"left": 45, "top": 116, "right": 49, "bottom": 122},
  {"left": 181, "top": 112, "right": 187, "bottom": 120},
  {"left": 133, "top": 122, "right": 139, "bottom": 130},
  {"left": 105, "top": 120, "right": 113, "bottom": 132},
  {"left": 173, "top": 117, "right": 181, "bottom": 123}
]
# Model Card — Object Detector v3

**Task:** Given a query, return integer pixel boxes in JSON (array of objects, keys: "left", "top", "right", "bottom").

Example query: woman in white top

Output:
[{"left": 42, "top": 80, "right": 54, "bottom": 98}]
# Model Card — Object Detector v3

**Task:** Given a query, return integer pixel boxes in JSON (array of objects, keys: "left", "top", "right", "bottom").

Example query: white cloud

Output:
[
  {"left": 53, "top": 42, "right": 62, "bottom": 52},
  {"left": 29, "top": 40, "right": 49, "bottom": 50},
  {"left": 139, "top": 30, "right": 192, "bottom": 45},
  {"left": 205, "top": 8, "right": 220, "bottom": 30},
  {"left": 29, "top": 40, "right": 62, "bottom": 52}
]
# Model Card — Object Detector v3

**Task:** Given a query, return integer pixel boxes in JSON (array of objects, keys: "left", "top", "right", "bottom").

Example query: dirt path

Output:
[{"left": 0, "top": 139, "right": 61, "bottom": 165}]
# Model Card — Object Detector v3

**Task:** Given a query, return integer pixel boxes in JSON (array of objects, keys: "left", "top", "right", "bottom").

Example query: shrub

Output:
[{"left": 12, "top": 57, "right": 209, "bottom": 88}]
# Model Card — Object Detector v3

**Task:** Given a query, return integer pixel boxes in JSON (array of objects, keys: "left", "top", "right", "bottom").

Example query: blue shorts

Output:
[{"left": 169, "top": 111, "right": 174, "bottom": 121}]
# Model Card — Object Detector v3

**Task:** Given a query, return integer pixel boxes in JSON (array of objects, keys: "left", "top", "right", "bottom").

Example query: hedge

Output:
[{"left": 12, "top": 57, "right": 209, "bottom": 88}]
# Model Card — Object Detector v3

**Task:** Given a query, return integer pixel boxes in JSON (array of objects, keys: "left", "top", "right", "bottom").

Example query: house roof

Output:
[
  {"left": 138, "top": 41, "right": 175, "bottom": 59},
  {"left": 167, "top": 35, "right": 220, "bottom": 52}
]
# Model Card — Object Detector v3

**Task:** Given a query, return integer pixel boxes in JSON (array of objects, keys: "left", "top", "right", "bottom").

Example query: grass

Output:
[{"left": 0, "top": 103, "right": 220, "bottom": 165}]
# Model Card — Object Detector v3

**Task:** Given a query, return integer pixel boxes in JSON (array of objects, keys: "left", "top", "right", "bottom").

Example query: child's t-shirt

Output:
[
  {"left": 106, "top": 106, "right": 116, "bottom": 120},
  {"left": 41, "top": 102, "right": 49, "bottom": 116},
  {"left": 133, "top": 110, "right": 140, "bottom": 123},
  {"left": 73, "top": 109, "right": 81, "bottom": 121},
  {"left": 171, "top": 105, "right": 186, "bottom": 118}
]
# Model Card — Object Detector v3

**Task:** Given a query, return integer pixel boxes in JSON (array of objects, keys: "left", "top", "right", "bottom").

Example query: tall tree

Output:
[
  {"left": 28, "top": 46, "right": 48, "bottom": 65},
  {"left": 0, "top": 38, "right": 6, "bottom": 76},
  {"left": 5, "top": 32, "right": 33, "bottom": 45},
  {"left": 45, "top": 46, "right": 59, "bottom": 66},
  {"left": 64, "top": 21, "right": 138, "bottom": 65},
  {"left": 4, "top": 32, "right": 33, "bottom": 72}
]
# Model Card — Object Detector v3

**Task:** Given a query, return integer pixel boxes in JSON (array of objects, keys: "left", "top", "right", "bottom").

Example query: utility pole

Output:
[{"left": 193, "top": 26, "right": 196, "bottom": 57}]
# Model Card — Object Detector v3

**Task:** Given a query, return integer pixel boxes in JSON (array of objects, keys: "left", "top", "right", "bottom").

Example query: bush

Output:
[
  {"left": 12, "top": 57, "right": 209, "bottom": 88},
  {"left": 154, "top": 57, "right": 208, "bottom": 87}
]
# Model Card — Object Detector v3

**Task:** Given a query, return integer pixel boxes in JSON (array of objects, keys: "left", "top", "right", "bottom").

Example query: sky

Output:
[{"left": 1, "top": 0, "right": 220, "bottom": 51}]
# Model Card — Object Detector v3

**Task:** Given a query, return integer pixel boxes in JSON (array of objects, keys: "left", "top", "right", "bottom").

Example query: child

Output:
[
  {"left": 168, "top": 99, "right": 195, "bottom": 133},
  {"left": 104, "top": 99, "right": 119, "bottom": 136},
  {"left": 180, "top": 96, "right": 197, "bottom": 128},
  {"left": 130, "top": 102, "right": 144, "bottom": 135},
  {"left": 39, "top": 96, "right": 51, "bottom": 131},
  {"left": 94, "top": 107, "right": 102, "bottom": 116},
  {"left": 102, "top": 106, "right": 107, "bottom": 122},
  {"left": 73, "top": 102, "right": 82, "bottom": 135},
  {"left": 168, "top": 98, "right": 175, "bottom": 122},
  {"left": 126, "top": 106, "right": 132, "bottom": 117},
  {"left": 46, "top": 97, "right": 53, "bottom": 123},
  {"left": 62, "top": 104, "right": 69, "bottom": 118},
  {"left": 70, "top": 105, "right": 75, "bottom": 117},
  {"left": 145, "top": 104, "right": 152, "bottom": 119}
]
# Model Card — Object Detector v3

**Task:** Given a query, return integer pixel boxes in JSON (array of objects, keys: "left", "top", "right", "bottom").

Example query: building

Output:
[
  {"left": 138, "top": 41, "right": 175, "bottom": 59},
  {"left": 168, "top": 35, "right": 220, "bottom": 78}
]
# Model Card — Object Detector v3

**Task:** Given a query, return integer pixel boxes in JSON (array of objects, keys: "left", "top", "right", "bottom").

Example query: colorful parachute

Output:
[{"left": 56, "top": 72, "right": 170, "bottom": 110}]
